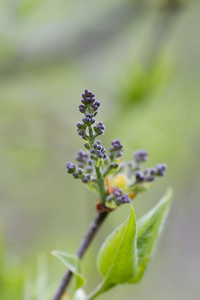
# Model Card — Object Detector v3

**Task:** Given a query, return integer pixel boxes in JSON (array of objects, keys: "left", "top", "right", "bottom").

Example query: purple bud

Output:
[
  {"left": 82, "top": 178, "right": 88, "bottom": 183},
  {"left": 86, "top": 166, "right": 93, "bottom": 173},
  {"left": 73, "top": 172, "right": 79, "bottom": 178},
  {"left": 135, "top": 171, "right": 145, "bottom": 182},
  {"left": 76, "top": 122, "right": 82, "bottom": 128},
  {"left": 78, "top": 131, "right": 84, "bottom": 136},
  {"left": 88, "top": 159, "right": 93, "bottom": 165},
  {"left": 96, "top": 150, "right": 101, "bottom": 156},
  {"left": 79, "top": 105, "right": 85, "bottom": 113},
  {"left": 84, "top": 142, "right": 90, "bottom": 150},
  {"left": 134, "top": 149, "right": 148, "bottom": 163}
]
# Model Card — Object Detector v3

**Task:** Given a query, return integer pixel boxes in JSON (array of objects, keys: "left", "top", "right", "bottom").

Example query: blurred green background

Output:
[{"left": 1, "top": 0, "right": 200, "bottom": 299}]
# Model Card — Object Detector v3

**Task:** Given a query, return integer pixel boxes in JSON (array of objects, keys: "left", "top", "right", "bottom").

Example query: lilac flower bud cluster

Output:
[
  {"left": 107, "top": 188, "right": 131, "bottom": 206},
  {"left": 133, "top": 149, "right": 148, "bottom": 163},
  {"left": 75, "top": 150, "right": 88, "bottom": 163},
  {"left": 66, "top": 149, "right": 94, "bottom": 183},
  {"left": 135, "top": 163, "right": 167, "bottom": 184},
  {"left": 66, "top": 90, "right": 167, "bottom": 203},
  {"left": 90, "top": 140, "right": 107, "bottom": 160},
  {"left": 76, "top": 90, "right": 104, "bottom": 140},
  {"left": 150, "top": 164, "right": 167, "bottom": 177},
  {"left": 109, "top": 139, "right": 123, "bottom": 161},
  {"left": 79, "top": 90, "right": 100, "bottom": 117},
  {"left": 76, "top": 122, "right": 87, "bottom": 138},
  {"left": 126, "top": 149, "right": 167, "bottom": 187},
  {"left": 93, "top": 122, "right": 105, "bottom": 136}
]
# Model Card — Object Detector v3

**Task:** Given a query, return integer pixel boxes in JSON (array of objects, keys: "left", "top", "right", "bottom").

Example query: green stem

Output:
[
  {"left": 87, "top": 125, "right": 107, "bottom": 204},
  {"left": 95, "top": 165, "right": 106, "bottom": 204}
]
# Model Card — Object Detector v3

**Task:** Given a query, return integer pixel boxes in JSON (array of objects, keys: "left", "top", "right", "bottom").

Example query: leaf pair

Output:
[{"left": 89, "top": 189, "right": 172, "bottom": 299}]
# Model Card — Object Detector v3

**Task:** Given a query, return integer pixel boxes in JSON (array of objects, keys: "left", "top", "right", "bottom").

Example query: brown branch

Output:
[{"left": 51, "top": 211, "right": 109, "bottom": 300}]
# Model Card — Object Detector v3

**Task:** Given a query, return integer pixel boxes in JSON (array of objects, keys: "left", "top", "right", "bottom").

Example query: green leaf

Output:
[
  {"left": 93, "top": 205, "right": 138, "bottom": 297},
  {"left": 52, "top": 251, "right": 85, "bottom": 291},
  {"left": 129, "top": 189, "right": 173, "bottom": 283},
  {"left": 86, "top": 182, "right": 99, "bottom": 195}
]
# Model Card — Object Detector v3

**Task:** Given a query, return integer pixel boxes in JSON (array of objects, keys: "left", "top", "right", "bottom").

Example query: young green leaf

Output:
[
  {"left": 129, "top": 189, "right": 173, "bottom": 283},
  {"left": 93, "top": 205, "right": 138, "bottom": 297},
  {"left": 52, "top": 251, "right": 85, "bottom": 291}
]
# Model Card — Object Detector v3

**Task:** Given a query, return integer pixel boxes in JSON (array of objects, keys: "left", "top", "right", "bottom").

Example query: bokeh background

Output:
[{"left": 1, "top": 0, "right": 200, "bottom": 299}]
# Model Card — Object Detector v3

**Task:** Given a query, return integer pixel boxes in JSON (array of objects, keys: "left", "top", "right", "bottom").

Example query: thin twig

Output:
[{"left": 52, "top": 211, "right": 109, "bottom": 300}]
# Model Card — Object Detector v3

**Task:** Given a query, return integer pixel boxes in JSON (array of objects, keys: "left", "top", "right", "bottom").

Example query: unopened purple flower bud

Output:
[
  {"left": 114, "top": 189, "right": 122, "bottom": 197},
  {"left": 86, "top": 113, "right": 93, "bottom": 118},
  {"left": 75, "top": 150, "right": 89, "bottom": 163},
  {"left": 94, "top": 122, "right": 105, "bottom": 135},
  {"left": 82, "top": 117, "right": 91, "bottom": 125},
  {"left": 78, "top": 131, "right": 84, "bottom": 136},
  {"left": 134, "top": 149, "right": 148, "bottom": 163},
  {"left": 76, "top": 122, "right": 82, "bottom": 128},
  {"left": 66, "top": 162, "right": 71, "bottom": 168},
  {"left": 107, "top": 194, "right": 114, "bottom": 202},
  {"left": 147, "top": 176, "right": 154, "bottom": 182},
  {"left": 150, "top": 168, "right": 156, "bottom": 175},
  {"left": 78, "top": 168, "right": 83, "bottom": 174},
  {"left": 82, "top": 178, "right": 89, "bottom": 183},
  {"left": 117, "top": 151, "right": 123, "bottom": 157},
  {"left": 84, "top": 142, "right": 90, "bottom": 150},
  {"left": 79, "top": 105, "right": 85, "bottom": 113},
  {"left": 110, "top": 163, "right": 119, "bottom": 169},
  {"left": 88, "top": 159, "right": 93, "bottom": 166},
  {"left": 93, "top": 101, "right": 100, "bottom": 111},
  {"left": 73, "top": 172, "right": 79, "bottom": 178},
  {"left": 121, "top": 194, "right": 131, "bottom": 203},
  {"left": 135, "top": 171, "right": 145, "bottom": 182},
  {"left": 156, "top": 163, "right": 167, "bottom": 176},
  {"left": 66, "top": 162, "right": 76, "bottom": 173},
  {"left": 116, "top": 193, "right": 131, "bottom": 205},
  {"left": 109, "top": 153, "right": 114, "bottom": 159},
  {"left": 86, "top": 166, "right": 93, "bottom": 173},
  {"left": 78, "top": 163, "right": 84, "bottom": 168}
]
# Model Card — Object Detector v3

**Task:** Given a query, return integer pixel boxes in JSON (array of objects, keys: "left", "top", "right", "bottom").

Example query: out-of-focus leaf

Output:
[
  {"left": 35, "top": 255, "right": 48, "bottom": 300},
  {"left": 85, "top": 182, "right": 99, "bottom": 194},
  {"left": 129, "top": 189, "right": 173, "bottom": 283},
  {"left": 52, "top": 251, "right": 85, "bottom": 291},
  {"left": 120, "top": 55, "right": 174, "bottom": 106}
]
